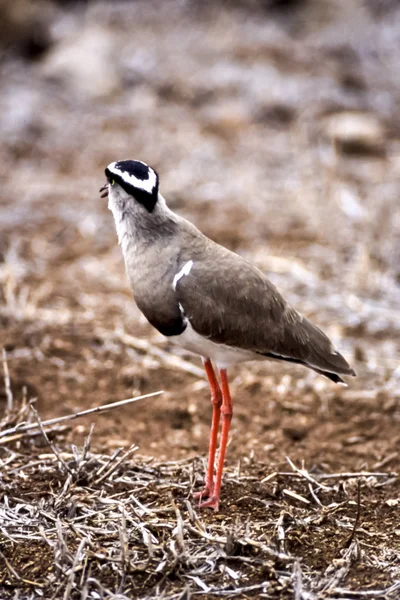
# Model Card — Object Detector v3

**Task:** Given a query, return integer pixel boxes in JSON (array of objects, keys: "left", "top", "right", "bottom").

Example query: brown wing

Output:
[{"left": 175, "top": 241, "right": 354, "bottom": 379}]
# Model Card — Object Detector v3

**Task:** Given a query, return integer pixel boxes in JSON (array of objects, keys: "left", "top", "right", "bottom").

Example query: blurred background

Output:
[{"left": 0, "top": 0, "right": 399, "bottom": 461}]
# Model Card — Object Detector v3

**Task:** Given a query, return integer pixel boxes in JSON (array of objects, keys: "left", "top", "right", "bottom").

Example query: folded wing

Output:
[{"left": 175, "top": 246, "right": 355, "bottom": 382}]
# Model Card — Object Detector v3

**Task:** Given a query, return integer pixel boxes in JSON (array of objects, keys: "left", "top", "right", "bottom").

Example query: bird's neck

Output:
[
  {"left": 108, "top": 193, "right": 181, "bottom": 292},
  {"left": 108, "top": 195, "right": 137, "bottom": 255},
  {"left": 109, "top": 193, "right": 174, "bottom": 248}
]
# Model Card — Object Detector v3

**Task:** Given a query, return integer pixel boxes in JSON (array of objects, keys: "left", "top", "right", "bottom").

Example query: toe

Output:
[
  {"left": 193, "top": 483, "right": 213, "bottom": 501},
  {"left": 198, "top": 495, "right": 219, "bottom": 511}
]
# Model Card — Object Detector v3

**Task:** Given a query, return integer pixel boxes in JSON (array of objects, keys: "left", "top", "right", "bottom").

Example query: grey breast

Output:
[{"left": 123, "top": 217, "right": 186, "bottom": 337}]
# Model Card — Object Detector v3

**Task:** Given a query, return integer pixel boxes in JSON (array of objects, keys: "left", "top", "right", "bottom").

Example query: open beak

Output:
[{"left": 99, "top": 183, "right": 109, "bottom": 198}]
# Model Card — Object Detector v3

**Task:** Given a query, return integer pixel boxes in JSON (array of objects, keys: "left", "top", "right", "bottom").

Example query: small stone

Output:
[
  {"left": 323, "top": 111, "right": 385, "bottom": 155},
  {"left": 386, "top": 498, "right": 399, "bottom": 507}
]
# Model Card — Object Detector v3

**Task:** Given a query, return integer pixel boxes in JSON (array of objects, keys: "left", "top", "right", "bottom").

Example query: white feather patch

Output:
[
  {"left": 172, "top": 320, "right": 259, "bottom": 369},
  {"left": 107, "top": 161, "right": 157, "bottom": 194},
  {"left": 173, "top": 260, "right": 193, "bottom": 291}
]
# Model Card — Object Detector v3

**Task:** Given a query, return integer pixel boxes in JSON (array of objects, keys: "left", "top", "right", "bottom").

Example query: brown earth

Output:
[{"left": 1, "top": 1, "right": 400, "bottom": 598}]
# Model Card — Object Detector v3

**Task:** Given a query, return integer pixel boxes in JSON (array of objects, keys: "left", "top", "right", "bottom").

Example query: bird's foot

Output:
[
  {"left": 193, "top": 483, "right": 213, "bottom": 501},
  {"left": 197, "top": 495, "right": 219, "bottom": 511},
  {"left": 193, "top": 484, "right": 219, "bottom": 510}
]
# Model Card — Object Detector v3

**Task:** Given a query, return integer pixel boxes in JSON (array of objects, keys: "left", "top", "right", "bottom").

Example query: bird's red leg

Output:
[
  {"left": 194, "top": 358, "right": 222, "bottom": 502},
  {"left": 198, "top": 368, "right": 232, "bottom": 511}
]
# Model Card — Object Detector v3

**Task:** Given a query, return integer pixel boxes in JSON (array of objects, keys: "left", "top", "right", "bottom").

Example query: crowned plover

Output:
[{"left": 100, "top": 159, "right": 355, "bottom": 511}]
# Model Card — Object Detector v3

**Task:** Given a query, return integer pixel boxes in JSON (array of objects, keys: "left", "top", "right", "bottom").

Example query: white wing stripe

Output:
[{"left": 173, "top": 260, "right": 194, "bottom": 291}]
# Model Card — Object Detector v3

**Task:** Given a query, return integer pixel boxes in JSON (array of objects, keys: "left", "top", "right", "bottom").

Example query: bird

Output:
[{"left": 100, "top": 159, "right": 355, "bottom": 511}]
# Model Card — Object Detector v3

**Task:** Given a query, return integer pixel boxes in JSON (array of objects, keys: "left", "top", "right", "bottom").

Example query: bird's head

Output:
[{"left": 100, "top": 159, "right": 159, "bottom": 213}]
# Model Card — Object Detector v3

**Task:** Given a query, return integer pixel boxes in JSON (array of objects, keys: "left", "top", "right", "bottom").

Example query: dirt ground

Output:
[{"left": 1, "top": 1, "right": 400, "bottom": 598}]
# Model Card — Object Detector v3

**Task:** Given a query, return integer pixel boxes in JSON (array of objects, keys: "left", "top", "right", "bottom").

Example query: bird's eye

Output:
[{"left": 111, "top": 179, "right": 115, "bottom": 185}]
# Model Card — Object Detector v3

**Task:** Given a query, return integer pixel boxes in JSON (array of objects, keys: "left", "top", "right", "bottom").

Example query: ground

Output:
[{"left": 1, "top": 1, "right": 400, "bottom": 598}]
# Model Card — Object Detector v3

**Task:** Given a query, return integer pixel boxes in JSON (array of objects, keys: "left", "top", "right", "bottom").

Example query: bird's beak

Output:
[{"left": 99, "top": 183, "right": 109, "bottom": 198}]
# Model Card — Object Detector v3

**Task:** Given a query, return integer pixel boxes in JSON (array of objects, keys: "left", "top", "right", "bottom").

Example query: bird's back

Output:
[{"left": 173, "top": 221, "right": 354, "bottom": 381}]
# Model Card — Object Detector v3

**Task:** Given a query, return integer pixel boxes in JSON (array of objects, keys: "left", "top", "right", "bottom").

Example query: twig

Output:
[
  {"left": 260, "top": 471, "right": 278, "bottom": 484},
  {"left": 275, "top": 511, "right": 286, "bottom": 554},
  {"left": 333, "top": 581, "right": 400, "bottom": 597},
  {"left": 171, "top": 496, "right": 186, "bottom": 555},
  {"left": 2, "top": 348, "right": 13, "bottom": 412},
  {"left": 0, "top": 390, "right": 164, "bottom": 439},
  {"left": 270, "top": 471, "right": 397, "bottom": 481},
  {"left": 372, "top": 451, "right": 398, "bottom": 470},
  {"left": 30, "top": 404, "right": 74, "bottom": 475},
  {"left": 74, "top": 424, "right": 95, "bottom": 476},
  {"left": 293, "top": 561, "right": 303, "bottom": 600},
  {"left": 286, "top": 456, "right": 331, "bottom": 491},
  {"left": 317, "top": 471, "right": 397, "bottom": 480},
  {"left": 345, "top": 479, "right": 361, "bottom": 547},
  {"left": 308, "top": 482, "right": 323, "bottom": 506},
  {"left": 95, "top": 444, "right": 139, "bottom": 485},
  {"left": 118, "top": 507, "right": 128, "bottom": 592},
  {"left": 0, "top": 548, "right": 22, "bottom": 581},
  {"left": 63, "top": 537, "right": 87, "bottom": 600},
  {"left": 0, "top": 426, "right": 69, "bottom": 445},
  {"left": 193, "top": 582, "right": 270, "bottom": 596},
  {"left": 282, "top": 489, "right": 310, "bottom": 504},
  {"left": 88, "top": 447, "right": 123, "bottom": 482}
]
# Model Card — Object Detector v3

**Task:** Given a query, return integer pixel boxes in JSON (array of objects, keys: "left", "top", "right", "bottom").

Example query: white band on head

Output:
[{"left": 107, "top": 161, "right": 157, "bottom": 194}]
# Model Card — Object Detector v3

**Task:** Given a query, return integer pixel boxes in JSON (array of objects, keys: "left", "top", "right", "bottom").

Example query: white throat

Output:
[
  {"left": 107, "top": 189, "right": 171, "bottom": 254},
  {"left": 108, "top": 193, "right": 128, "bottom": 247}
]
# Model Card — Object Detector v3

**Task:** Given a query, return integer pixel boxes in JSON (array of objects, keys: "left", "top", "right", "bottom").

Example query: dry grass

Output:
[{"left": 1, "top": 388, "right": 400, "bottom": 599}]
